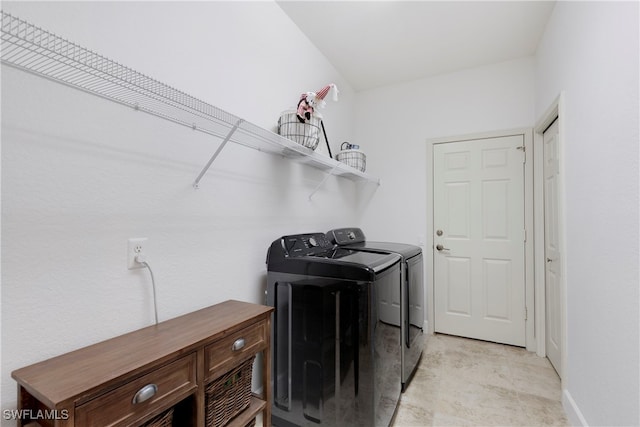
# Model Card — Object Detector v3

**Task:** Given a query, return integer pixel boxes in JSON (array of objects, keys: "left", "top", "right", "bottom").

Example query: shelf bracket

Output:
[
  {"left": 309, "top": 163, "right": 340, "bottom": 201},
  {"left": 193, "top": 119, "right": 244, "bottom": 189}
]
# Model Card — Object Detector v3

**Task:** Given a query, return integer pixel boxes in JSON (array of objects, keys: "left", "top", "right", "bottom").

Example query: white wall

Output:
[
  {"left": 0, "top": 2, "right": 362, "bottom": 422},
  {"left": 355, "top": 57, "right": 535, "bottom": 243},
  {"left": 354, "top": 57, "right": 535, "bottom": 330},
  {"left": 535, "top": 2, "right": 639, "bottom": 426}
]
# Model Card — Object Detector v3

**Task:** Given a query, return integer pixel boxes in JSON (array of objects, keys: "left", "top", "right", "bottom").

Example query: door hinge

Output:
[
  {"left": 517, "top": 146, "right": 526, "bottom": 163},
  {"left": 524, "top": 229, "right": 527, "bottom": 242},
  {"left": 525, "top": 306, "right": 528, "bottom": 321}
]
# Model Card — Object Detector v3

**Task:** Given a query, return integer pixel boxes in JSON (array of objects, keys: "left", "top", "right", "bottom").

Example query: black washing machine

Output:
[
  {"left": 266, "top": 232, "right": 402, "bottom": 427},
  {"left": 327, "top": 228, "right": 425, "bottom": 390}
]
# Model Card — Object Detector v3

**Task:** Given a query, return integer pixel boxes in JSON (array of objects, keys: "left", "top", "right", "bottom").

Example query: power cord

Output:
[{"left": 135, "top": 253, "right": 159, "bottom": 325}]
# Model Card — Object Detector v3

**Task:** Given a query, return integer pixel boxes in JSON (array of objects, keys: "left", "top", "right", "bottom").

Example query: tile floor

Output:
[{"left": 393, "top": 333, "right": 569, "bottom": 426}]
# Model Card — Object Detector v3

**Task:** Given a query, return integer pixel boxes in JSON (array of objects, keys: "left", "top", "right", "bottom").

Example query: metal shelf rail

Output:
[{"left": 0, "top": 11, "right": 379, "bottom": 195}]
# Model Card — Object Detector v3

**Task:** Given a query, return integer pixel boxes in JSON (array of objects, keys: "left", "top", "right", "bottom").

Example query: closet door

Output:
[{"left": 544, "top": 118, "right": 562, "bottom": 376}]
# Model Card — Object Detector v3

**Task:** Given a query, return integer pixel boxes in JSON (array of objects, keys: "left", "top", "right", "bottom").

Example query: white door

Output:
[
  {"left": 433, "top": 136, "right": 526, "bottom": 346},
  {"left": 543, "top": 118, "right": 562, "bottom": 376}
]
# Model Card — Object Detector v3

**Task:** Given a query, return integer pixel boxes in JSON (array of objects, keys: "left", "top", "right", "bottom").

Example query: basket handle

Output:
[{"left": 320, "top": 121, "right": 333, "bottom": 159}]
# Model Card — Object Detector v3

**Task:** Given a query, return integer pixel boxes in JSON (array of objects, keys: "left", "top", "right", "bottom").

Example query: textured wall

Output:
[
  {"left": 354, "top": 57, "right": 536, "bottom": 330},
  {"left": 535, "top": 2, "right": 640, "bottom": 425},
  {"left": 1, "top": 2, "right": 362, "bottom": 423}
]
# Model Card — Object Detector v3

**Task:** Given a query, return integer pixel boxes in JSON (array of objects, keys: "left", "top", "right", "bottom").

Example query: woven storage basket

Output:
[
  {"left": 277, "top": 111, "right": 321, "bottom": 150},
  {"left": 205, "top": 356, "right": 255, "bottom": 427},
  {"left": 141, "top": 408, "right": 173, "bottom": 427},
  {"left": 336, "top": 149, "right": 366, "bottom": 172}
]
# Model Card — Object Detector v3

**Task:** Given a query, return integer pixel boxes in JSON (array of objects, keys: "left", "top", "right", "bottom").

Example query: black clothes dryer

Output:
[{"left": 326, "top": 228, "right": 425, "bottom": 390}]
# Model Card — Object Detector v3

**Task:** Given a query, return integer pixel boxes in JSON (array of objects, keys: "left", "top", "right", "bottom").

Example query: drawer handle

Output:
[
  {"left": 132, "top": 383, "right": 157, "bottom": 404},
  {"left": 232, "top": 338, "right": 245, "bottom": 351}
]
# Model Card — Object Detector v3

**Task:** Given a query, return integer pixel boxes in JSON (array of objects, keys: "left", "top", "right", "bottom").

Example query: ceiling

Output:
[{"left": 277, "top": 1, "right": 556, "bottom": 91}]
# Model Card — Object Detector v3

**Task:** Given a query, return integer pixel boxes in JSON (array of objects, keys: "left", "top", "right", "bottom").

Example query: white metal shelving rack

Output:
[{"left": 0, "top": 11, "right": 379, "bottom": 196}]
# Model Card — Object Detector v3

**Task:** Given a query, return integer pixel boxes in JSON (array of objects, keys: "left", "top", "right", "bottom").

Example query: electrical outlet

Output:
[{"left": 128, "top": 238, "right": 148, "bottom": 269}]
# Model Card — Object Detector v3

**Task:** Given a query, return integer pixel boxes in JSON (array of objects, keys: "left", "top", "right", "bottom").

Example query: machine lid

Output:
[
  {"left": 313, "top": 248, "right": 401, "bottom": 273},
  {"left": 344, "top": 241, "right": 422, "bottom": 259},
  {"left": 327, "top": 228, "right": 422, "bottom": 258}
]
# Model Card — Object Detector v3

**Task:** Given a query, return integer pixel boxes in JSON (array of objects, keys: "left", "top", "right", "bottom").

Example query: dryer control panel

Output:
[{"left": 327, "top": 228, "right": 366, "bottom": 245}]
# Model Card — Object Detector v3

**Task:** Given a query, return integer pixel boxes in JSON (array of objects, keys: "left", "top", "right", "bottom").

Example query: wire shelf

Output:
[{"left": 0, "top": 11, "right": 379, "bottom": 190}]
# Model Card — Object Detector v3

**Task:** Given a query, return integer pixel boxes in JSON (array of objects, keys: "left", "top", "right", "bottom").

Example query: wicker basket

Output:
[
  {"left": 205, "top": 356, "right": 255, "bottom": 427},
  {"left": 336, "top": 149, "right": 366, "bottom": 172},
  {"left": 277, "top": 111, "right": 321, "bottom": 150},
  {"left": 141, "top": 408, "right": 173, "bottom": 427}
]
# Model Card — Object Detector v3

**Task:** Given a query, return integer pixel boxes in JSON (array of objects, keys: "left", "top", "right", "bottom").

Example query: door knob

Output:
[
  {"left": 547, "top": 258, "right": 552, "bottom": 263},
  {"left": 436, "top": 244, "right": 450, "bottom": 251}
]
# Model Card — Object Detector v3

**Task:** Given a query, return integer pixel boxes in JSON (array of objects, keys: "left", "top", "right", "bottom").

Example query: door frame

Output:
[
  {"left": 534, "top": 92, "right": 567, "bottom": 380},
  {"left": 426, "top": 128, "right": 535, "bottom": 351}
]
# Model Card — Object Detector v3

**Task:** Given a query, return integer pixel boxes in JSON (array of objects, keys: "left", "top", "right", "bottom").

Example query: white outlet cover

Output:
[{"left": 127, "top": 237, "right": 148, "bottom": 269}]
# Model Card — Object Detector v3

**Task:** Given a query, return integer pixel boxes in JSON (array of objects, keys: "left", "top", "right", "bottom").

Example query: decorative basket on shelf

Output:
[
  {"left": 205, "top": 356, "right": 255, "bottom": 427},
  {"left": 336, "top": 142, "right": 366, "bottom": 172},
  {"left": 141, "top": 408, "right": 174, "bottom": 427},
  {"left": 277, "top": 110, "right": 321, "bottom": 150}
]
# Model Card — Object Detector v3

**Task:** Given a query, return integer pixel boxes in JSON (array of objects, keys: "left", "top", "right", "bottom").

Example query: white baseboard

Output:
[{"left": 563, "top": 389, "right": 588, "bottom": 426}]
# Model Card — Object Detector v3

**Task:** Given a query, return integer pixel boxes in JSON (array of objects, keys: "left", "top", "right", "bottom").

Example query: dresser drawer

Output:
[
  {"left": 75, "top": 353, "right": 197, "bottom": 426},
  {"left": 205, "top": 321, "right": 266, "bottom": 381}
]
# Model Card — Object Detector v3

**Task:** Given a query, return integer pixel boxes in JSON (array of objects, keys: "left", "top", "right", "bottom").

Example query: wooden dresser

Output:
[{"left": 12, "top": 300, "right": 273, "bottom": 427}]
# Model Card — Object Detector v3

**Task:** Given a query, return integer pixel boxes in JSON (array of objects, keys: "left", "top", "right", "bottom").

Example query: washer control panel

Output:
[{"left": 283, "top": 233, "right": 333, "bottom": 257}]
